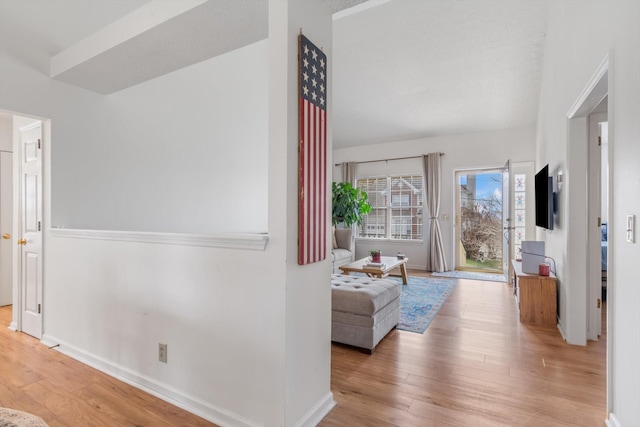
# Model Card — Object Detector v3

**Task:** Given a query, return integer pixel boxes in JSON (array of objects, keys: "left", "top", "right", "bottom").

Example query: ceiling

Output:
[{"left": 0, "top": 0, "right": 548, "bottom": 149}]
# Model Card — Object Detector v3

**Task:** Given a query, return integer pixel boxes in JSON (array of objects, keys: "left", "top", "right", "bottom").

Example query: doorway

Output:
[
  {"left": 565, "top": 54, "right": 610, "bottom": 416},
  {"left": 0, "top": 111, "right": 45, "bottom": 339},
  {"left": 0, "top": 114, "right": 13, "bottom": 308},
  {"left": 588, "top": 110, "right": 608, "bottom": 340},
  {"left": 454, "top": 168, "right": 506, "bottom": 273}
]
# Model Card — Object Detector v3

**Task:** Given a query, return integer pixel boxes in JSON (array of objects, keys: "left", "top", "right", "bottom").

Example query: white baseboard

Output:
[
  {"left": 41, "top": 334, "right": 261, "bottom": 427},
  {"left": 40, "top": 335, "right": 58, "bottom": 348},
  {"left": 293, "top": 392, "right": 336, "bottom": 427},
  {"left": 557, "top": 319, "right": 567, "bottom": 341},
  {"left": 8, "top": 321, "right": 17, "bottom": 331},
  {"left": 605, "top": 413, "right": 622, "bottom": 427}
]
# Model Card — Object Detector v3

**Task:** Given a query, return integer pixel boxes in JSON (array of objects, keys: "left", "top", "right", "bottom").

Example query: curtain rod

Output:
[{"left": 334, "top": 153, "right": 443, "bottom": 167}]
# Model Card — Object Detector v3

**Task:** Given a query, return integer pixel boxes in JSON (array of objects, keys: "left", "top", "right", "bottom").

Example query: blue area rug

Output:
[
  {"left": 388, "top": 276, "right": 457, "bottom": 334},
  {"left": 431, "top": 270, "right": 506, "bottom": 283}
]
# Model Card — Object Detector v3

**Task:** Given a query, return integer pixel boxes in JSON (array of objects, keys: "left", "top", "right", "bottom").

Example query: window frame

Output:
[{"left": 356, "top": 174, "right": 424, "bottom": 241}]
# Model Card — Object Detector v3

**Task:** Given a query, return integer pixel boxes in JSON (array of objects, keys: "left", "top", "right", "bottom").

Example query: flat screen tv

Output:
[{"left": 535, "top": 164, "right": 554, "bottom": 230}]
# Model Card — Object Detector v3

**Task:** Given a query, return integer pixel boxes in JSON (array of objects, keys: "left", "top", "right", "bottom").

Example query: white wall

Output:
[
  {"left": 0, "top": 44, "right": 281, "bottom": 427},
  {"left": 0, "top": 116, "right": 11, "bottom": 151},
  {"left": 536, "top": 1, "right": 640, "bottom": 425},
  {"left": 0, "top": 3, "right": 333, "bottom": 424},
  {"left": 334, "top": 126, "right": 536, "bottom": 269},
  {"left": 269, "top": 0, "right": 335, "bottom": 425},
  {"left": 4, "top": 40, "right": 269, "bottom": 235},
  {"left": 269, "top": 2, "right": 334, "bottom": 425}
]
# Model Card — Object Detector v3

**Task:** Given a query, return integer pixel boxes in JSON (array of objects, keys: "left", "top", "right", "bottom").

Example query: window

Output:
[
  {"left": 356, "top": 175, "right": 423, "bottom": 240},
  {"left": 513, "top": 173, "right": 527, "bottom": 259}
]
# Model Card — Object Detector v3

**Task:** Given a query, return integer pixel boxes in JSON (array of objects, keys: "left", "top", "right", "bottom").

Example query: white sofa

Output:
[{"left": 332, "top": 228, "right": 354, "bottom": 273}]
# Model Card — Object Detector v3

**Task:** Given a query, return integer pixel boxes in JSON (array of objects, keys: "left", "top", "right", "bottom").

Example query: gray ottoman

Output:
[{"left": 331, "top": 274, "right": 401, "bottom": 353}]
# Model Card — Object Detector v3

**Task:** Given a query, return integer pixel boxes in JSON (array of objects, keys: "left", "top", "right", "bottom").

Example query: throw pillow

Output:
[{"left": 332, "top": 226, "right": 338, "bottom": 249}]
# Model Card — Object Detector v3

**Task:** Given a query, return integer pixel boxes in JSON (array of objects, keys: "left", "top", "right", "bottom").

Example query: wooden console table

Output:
[{"left": 512, "top": 260, "right": 557, "bottom": 325}]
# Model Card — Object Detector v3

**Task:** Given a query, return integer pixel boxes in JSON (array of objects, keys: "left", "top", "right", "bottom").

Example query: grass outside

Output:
[{"left": 463, "top": 257, "right": 502, "bottom": 271}]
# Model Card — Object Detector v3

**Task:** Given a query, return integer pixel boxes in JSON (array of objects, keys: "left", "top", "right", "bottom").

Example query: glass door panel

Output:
[{"left": 455, "top": 169, "right": 504, "bottom": 273}]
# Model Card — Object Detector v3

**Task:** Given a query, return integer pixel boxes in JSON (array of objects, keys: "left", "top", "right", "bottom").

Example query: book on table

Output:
[{"left": 364, "top": 262, "right": 385, "bottom": 269}]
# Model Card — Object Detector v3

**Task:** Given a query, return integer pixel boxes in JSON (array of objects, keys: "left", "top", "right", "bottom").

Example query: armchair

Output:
[{"left": 332, "top": 228, "right": 355, "bottom": 273}]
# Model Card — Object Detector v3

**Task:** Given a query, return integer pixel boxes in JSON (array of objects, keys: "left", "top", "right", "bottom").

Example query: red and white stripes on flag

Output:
[{"left": 298, "top": 34, "right": 327, "bottom": 265}]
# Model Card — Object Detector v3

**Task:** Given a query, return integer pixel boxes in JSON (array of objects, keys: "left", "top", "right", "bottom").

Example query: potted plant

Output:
[
  {"left": 369, "top": 249, "right": 381, "bottom": 263},
  {"left": 331, "top": 182, "right": 372, "bottom": 227}
]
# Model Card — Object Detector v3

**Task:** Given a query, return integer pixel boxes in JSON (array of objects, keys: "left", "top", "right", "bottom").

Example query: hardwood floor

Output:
[
  {"left": 321, "top": 270, "right": 607, "bottom": 427},
  {"left": 0, "top": 305, "right": 215, "bottom": 427},
  {"left": 1, "top": 271, "right": 606, "bottom": 426}
]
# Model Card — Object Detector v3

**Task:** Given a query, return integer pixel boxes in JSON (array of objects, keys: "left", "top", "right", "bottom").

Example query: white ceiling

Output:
[
  {"left": 0, "top": 0, "right": 548, "bottom": 149},
  {"left": 332, "top": 0, "right": 549, "bottom": 147}
]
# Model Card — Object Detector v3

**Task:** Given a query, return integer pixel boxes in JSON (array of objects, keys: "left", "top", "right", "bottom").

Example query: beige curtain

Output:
[
  {"left": 422, "top": 153, "right": 448, "bottom": 272},
  {"left": 340, "top": 162, "right": 356, "bottom": 185}
]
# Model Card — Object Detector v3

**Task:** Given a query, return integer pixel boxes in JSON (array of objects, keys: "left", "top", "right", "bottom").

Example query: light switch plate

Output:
[{"left": 627, "top": 215, "right": 635, "bottom": 243}]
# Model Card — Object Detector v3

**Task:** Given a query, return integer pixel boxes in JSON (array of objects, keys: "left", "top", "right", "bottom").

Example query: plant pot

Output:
[{"left": 371, "top": 253, "right": 381, "bottom": 263}]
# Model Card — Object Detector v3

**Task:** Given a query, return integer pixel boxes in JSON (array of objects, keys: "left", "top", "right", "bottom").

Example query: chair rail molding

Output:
[{"left": 49, "top": 228, "right": 269, "bottom": 251}]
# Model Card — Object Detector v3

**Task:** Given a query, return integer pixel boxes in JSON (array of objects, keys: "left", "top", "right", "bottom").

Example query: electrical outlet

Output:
[{"left": 159, "top": 343, "right": 167, "bottom": 363}]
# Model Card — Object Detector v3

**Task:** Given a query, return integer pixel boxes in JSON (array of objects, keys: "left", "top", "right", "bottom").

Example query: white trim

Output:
[
  {"left": 332, "top": 0, "right": 392, "bottom": 20},
  {"left": 355, "top": 238, "right": 424, "bottom": 245},
  {"left": 49, "top": 228, "right": 269, "bottom": 251},
  {"left": 18, "top": 121, "right": 41, "bottom": 132},
  {"left": 605, "top": 413, "right": 622, "bottom": 427},
  {"left": 567, "top": 55, "right": 609, "bottom": 119},
  {"left": 8, "top": 322, "right": 17, "bottom": 331},
  {"left": 292, "top": 392, "right": 336, "bottom": 427},
  {"left": 41, "top": 334, "right": 262, "bottom": 427},
  {"left": 557, "top": 319, "right": 567, "bottom": 341},
  {"left": 604, "top": 49, "right": 614, "bottom": 416}
]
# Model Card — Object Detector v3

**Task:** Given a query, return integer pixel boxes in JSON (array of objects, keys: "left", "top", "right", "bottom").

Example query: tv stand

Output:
[{"left": 512, "top": 260, "right": 557, "bottom": 325}]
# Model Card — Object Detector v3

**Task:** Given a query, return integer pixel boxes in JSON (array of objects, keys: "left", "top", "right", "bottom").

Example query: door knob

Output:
[
  {"left": 17, "top": 239, "right": 27, "bottom": 245},
  {"left": 2, "top": 233, "right": 10, "bottom": 239}
]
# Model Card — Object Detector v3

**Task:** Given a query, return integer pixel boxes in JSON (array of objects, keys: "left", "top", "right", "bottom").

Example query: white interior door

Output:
[
  {"left": 588, "top": 113, "right": 606, "bottom": 340},
  {"left": 19, "top": 122, "right": 42, "bottom": 339},
  {"left": 502, "top": 160, "right": 513, "bottom": 280},
  {"left": 0, "top": 151, "right": 13, "bottom": 306}
]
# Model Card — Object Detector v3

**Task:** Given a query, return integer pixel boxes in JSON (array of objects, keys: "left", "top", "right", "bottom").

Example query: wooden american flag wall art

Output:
[{"left": 298, "top": 33, "right": 327, "bottom": 265}]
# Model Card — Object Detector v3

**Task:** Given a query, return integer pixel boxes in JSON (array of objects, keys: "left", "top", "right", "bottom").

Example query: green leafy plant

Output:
[
  {"left": 369, "top": 249, "right": 381, "bottom": 256},
  {"left": 331, "top": 182, "right": 372, "bottom": 227}
]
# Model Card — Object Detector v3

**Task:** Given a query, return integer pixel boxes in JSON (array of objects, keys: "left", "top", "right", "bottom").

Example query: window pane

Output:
[
  {"left": 514, "top": 173, "right": 526, "bottom": 259},
  {"left": 359, "top": 207, "right": 386, "bottom": 238},
  {"left": 357, "top": 175, "right": 423, "bottom": 240},
  {"left": 390, "top": 175, "right": 423, "bottom": 240},
  {"left": 358, "top": 178, "right": 387, "bottom": 208}
]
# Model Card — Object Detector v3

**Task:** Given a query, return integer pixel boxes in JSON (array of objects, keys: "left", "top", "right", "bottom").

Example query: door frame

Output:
[
  {"left": 0, "top": 150, "right": 12, "bottom": 307},
  {"left": 565, "top": 53, "right": 611, "bottom": 414},
  {"left": 502, "top": 159, "right": 513, "bottom": 280}
]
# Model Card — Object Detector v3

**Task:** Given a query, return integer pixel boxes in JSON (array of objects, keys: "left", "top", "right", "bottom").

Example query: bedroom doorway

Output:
[
  {"left": 588, "top": 108, "right": 608, "bottom": 340},
  {"left": 454, "top": 168, "right": 506, "bottom": 274}
]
